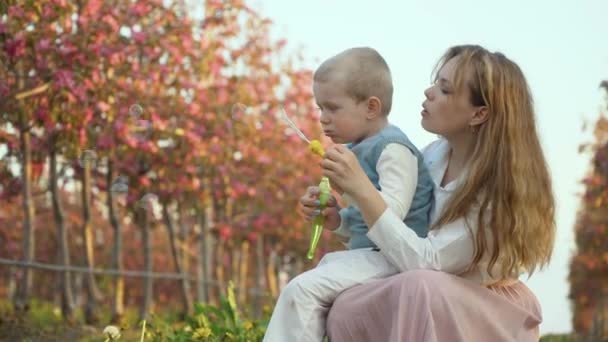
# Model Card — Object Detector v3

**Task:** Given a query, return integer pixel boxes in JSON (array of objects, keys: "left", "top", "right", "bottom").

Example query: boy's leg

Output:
[{"left": 263, "top": 249, "right": 398, "bottom": 342}]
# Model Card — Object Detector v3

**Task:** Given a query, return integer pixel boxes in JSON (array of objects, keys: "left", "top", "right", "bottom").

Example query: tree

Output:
[
  {"left": 0, "top": 0, "right": 330, "bottom": 320},
  {"left": 0, "top": 1, "right": 47, "bottom": 314},
  {"left": 569, "top": 82, "right": 608, "bottom": 336}
]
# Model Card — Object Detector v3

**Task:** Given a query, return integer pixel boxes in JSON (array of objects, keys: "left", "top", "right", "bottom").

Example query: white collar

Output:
[{"left": 425, "top": 139, "right": 466, "bottom": 191}]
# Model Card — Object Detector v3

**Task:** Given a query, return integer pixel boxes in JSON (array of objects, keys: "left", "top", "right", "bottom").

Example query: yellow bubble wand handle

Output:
[
  {"left": 306, "top": 140, "right": 331, "bottom": 260},
  {"left": 307, "top": 176, "right": 330, "bottom": 259},
  {"left": 277, "top": 108, "right": 332, "bottom": 260}
]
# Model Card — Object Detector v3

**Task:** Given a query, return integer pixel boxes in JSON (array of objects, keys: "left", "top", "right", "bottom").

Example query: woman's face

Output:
[{"left": 421, "top": 56, "right": 480, "bottom": 138}]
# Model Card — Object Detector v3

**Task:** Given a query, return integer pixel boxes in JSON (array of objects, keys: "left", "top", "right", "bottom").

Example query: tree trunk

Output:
[
  {"left": 177, "top": 202, "right": 189, "bottom": 283},
  {"left": 232, "top": 241, "right": 240, "bottom": 298},
  {"left": 139, "top": 209, "right": 153, "bottom": 321},
  {"left": 196, "top": 210, "right": 208, "bottom": 303},
  {"left": 81, "top": 157, "right": 100, "bottom": 323},
  {"left": 238, "top": 240, "right": 249, "bottom": 306},
  {"left": 266, "top": 248, "right": 279, "bottom": 299},
  {"left": 14, "top": 61, "right": 35, "bottom": 314},
  {"left": 216, "top": 238, "right": 226, "bottom": 297},
  {"left": 7, "top": 267, "right": 16, "bottom": 301},
  {"left": 49, "top": 134, "right": 74, "bottom": 320},
  {"left": 162, "top": 202, "right": 193, "bottom": 316},
  {"left": 254, "top": 236, "right": 266, "bottom": 318},
  {"left": 107, "top": 159, "right": 124, "bottom": 323},
  {"left": 197, "top": 198, "right": 215, "bottom": 304},
  {"left": 294, "top": 257, "right": 304, "bottom": 278},
  {"left": 177, "top": 203, "right": 193, "bottom": 307}
]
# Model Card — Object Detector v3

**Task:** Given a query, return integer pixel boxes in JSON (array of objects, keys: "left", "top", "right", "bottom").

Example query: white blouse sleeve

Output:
[
  {"left": 376, "top": 143, "right": 418, "bottom": 221},
  {"left": 366, "top": 203, "right": 477, "bottom": 274}
]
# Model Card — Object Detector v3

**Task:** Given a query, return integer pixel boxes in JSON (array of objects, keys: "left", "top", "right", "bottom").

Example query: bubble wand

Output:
[{"left": 279, "top": 107, "right": 330, "bottom": 260}]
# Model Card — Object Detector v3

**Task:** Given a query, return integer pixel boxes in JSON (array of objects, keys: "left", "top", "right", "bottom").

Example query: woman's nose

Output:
[{"left": 424, "top": 86, "right": 433, "bottom": 100}]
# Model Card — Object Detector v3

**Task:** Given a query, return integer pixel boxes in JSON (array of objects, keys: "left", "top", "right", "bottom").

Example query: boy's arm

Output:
[
  {"left": 328, "top": 195, "right": 350, "bottom": 237},
  {"left": 376, "top": 143, "right": 418, "bottom": 221},
  {"left": 331, "top": 209, "right": 351, "bottom": 238}
]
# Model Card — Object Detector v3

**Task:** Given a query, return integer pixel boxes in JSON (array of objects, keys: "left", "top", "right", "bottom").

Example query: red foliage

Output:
[
  {"left": 0, "top": 0, "right": 338, "bottom": 311},
  {"left": 569, "top": 104, "right": 608, "bottom": 333}
]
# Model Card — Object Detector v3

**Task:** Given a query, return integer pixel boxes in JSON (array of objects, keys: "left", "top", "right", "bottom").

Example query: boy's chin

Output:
[
  {"left": 327, "top": 136, "right": 348, "bottom": 144},
  {"left": 329, "top": 137, "right": 344, "bottom": 144}
]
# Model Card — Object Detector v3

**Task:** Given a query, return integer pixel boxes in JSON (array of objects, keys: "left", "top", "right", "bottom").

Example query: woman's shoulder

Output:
[{"left": 421, "top": 138, "right": 449, "bottom": 159}]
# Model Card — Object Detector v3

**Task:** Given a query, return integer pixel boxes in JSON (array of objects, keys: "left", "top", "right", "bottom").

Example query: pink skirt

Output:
[{"left": 326, "top": 270, "right": 541, "bottom": 342}]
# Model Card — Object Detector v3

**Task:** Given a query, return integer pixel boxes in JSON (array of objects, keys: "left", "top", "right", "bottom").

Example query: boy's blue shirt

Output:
[{"left": 340, "top": 124, "right": 434, "bottom": 249}]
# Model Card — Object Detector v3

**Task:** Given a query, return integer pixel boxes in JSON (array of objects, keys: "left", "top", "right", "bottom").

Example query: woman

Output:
[{"left": 301, "top": 45, "right": 555, "bottom": 341}]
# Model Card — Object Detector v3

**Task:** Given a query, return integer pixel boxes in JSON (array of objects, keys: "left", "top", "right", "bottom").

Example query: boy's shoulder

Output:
[
  {"left": 379, "top": 124, "right": 423, "bottom": 151},
  {"left": 378, "top": 124, "right": 411, "bottom": 140}
]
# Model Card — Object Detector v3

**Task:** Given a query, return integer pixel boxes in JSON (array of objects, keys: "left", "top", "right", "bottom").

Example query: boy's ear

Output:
[{"left": 366, "top": 96, "right": 382, "bottom": 119}]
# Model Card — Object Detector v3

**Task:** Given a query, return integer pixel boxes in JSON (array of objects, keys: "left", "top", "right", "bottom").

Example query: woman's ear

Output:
[
  {"left": 366, "top": 96, "right": 382, "bottom": 119},
  {"left": 470, "top": 106, "right": 489, "bottom": 126}
]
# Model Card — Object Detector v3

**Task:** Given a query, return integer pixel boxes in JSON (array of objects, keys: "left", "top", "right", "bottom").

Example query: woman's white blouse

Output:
[{"left": 366, "top": 139, "right": 509, "bottom": 285}]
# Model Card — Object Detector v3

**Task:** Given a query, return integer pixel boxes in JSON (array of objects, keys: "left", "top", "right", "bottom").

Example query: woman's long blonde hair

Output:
[{"left": 432, "top": 45, "right": 556, "bottom": 279}]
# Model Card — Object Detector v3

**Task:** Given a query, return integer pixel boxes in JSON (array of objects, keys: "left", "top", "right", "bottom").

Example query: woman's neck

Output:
[{"left": 443, "top": 132, "right": 475, "bottom": 186}]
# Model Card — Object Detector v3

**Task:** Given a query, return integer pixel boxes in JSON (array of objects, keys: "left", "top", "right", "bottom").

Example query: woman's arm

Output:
[
  {"left": 322, "top": 144, "right": 477, "bottom": 274},
  {"left": 367, "top": 209, "right": 475, "bottom": 273}
]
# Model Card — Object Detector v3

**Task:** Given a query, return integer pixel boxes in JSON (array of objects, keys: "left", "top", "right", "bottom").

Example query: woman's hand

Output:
[
  {"left": 321, "top": 145, "right": 371, "bottom": 199},
  {"left": 299, "top": 186, "right": 341, "bottom": 230}
]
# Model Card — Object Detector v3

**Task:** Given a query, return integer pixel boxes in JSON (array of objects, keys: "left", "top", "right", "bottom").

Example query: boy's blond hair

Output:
[{"left": 313, "top": 47, "right": 393, "bottom": 116}]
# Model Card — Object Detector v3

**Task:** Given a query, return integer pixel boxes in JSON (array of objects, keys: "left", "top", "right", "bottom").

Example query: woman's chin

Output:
[
  {"left": 420, "top": 120, "right": 441, "bottom": 136},
  {"left": 420, "top": 118, "right": 433, "bottom": 132}
]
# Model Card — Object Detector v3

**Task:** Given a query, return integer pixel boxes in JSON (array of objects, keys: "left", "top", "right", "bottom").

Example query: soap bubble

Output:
[
  {"left": 129, "top": 104, "right": 144, "bottom": 117},
  {"left": 79, "top": 150, "right": 97, "bottom": 168},
  {"left": 231, "top": 103, "right": 247, "bottom": 119},
  {"left": 110, "top": 175, "right": 129, "bottom": 193},
  {"left": 136, "top": 193, "right": 158, "bottom": 211}
]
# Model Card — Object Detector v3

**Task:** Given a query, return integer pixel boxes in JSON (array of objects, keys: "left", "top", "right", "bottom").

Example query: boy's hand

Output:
[
  {"left": 321, "top": 145, "right": 367, "bottom": 198},
  {"left": 299, "top": 186, "right": 341, "bottom": 230}
]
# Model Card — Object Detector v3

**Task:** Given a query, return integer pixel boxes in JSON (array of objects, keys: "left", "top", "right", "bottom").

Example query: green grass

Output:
[
  {"left": 0, "top": 282, "right": 268, "bottom": 341},
  {"left": 540, "top": 334, "right": 574, "bottom": 341},
  {"left": 0, "top": 298, "right": 595, "bottom": 341}
]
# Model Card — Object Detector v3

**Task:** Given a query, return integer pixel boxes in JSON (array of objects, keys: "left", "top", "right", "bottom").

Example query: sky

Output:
[{"left": 248, "top": 0, "right": 608, "bottom": 335}]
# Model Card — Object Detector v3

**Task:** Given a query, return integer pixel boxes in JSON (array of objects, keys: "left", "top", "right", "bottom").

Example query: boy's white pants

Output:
[{"left": 263, "top": 248, "right": 399, "bottom": 342}]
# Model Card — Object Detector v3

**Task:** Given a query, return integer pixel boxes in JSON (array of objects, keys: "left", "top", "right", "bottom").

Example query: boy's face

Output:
[{"left": 313, "top": 77, "right": 371, "bottom": 144}]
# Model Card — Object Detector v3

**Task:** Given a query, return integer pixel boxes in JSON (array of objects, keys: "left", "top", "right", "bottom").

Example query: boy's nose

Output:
[{"left": 319, "top": 114, "right": 330, "bottom": 124}]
